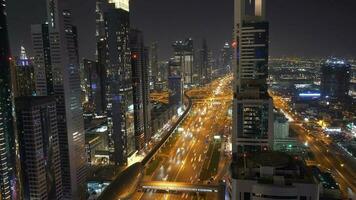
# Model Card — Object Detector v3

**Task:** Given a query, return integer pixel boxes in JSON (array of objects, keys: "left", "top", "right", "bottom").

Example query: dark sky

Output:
[{"left": 7, "top": 0, "right": 356, "bottom": 61}]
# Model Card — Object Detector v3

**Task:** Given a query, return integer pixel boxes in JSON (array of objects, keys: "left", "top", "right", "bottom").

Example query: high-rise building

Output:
[
  {"left": 168, "top": 76, "right": 183, "bottom": 107},
  {"left": 173, "top": 38, "right": 194, "bottom": 86},
  {"left": 197, "top": 39, "right": 210, "bottom": 84},
  {"left": 149, "top": 42, "right": 159, "bottom": 89},
  {"left": 130, "top": 29, "right": 152, "bottom": 149},
  {"left": 13, "top": 46, "right": 36, "bottom": 97},
  {"left": 233, "top": 0, "right": 273, "bottom": 154},
  {"left": 15, "top": 96, "right": 63, "bottom": 200},
  {"left": 46, "top": 0, "right": 87, "bottom": 198},
  {"left": 320, "top": 58, "right": 351, "bottom": 101},
  {"left": 31, "top": 23, "right": 53, "bottom": 96},
  {"left": 219, "top": 41, "right": 233, "bottom": 74},
  {"left": 232, "top": 151, "right": 319, "bottom": 200},
  {"left": 99, "top": 0, "right": 135, "bottom": 165},
  {"left": 231, "top": 0, "right": 278, "bottom": 200},
  {"left": 83, "top": 59, "right": 104, "bottom": 115},
  {"left": 0, "top": 1, "right": 16, "bottom": 199},
  {"left": 95, "top": 0, "right": 111, "bottom": 112}
]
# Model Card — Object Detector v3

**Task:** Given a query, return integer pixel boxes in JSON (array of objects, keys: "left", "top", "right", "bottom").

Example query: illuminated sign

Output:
[
  {"left": 109, "top": 0, "right": 129, "bottom": 11},
  {"left": 325, "top": 128, "right": 342, "bottom": 133},
  {"left": 299, "top": 93, "right": 321, "bottom": 97}
]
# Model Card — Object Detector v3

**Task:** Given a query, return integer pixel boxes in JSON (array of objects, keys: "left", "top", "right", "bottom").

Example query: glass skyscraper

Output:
[
  {"left": 46, "top": 0, "right": 87, "bottom": 198},
  {"left": 97, "top": 0, "right": 136, "bottom": 165},
  {"left": 233, "top": 0, "right": 273, "bottom": 155},
  {"left": 0, "top": 1, "right": 16, "bottom": 199}
]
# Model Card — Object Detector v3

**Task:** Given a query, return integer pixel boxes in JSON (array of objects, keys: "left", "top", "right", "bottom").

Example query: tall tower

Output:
[
  {"left": 149, "top": 42, "right": 159, "bottom": 89},
  {"left": 320, "top": 58, "right": 351, "bottom": 102},
  {"left": 31, "top": 23, "right": 53, "bottom": 96},
  {"left": 47, "top": 0, "right": 87, "bottom": 199},
  {"left": 197, "top": 39, "right": 209, "bottom": 84},
  {"left": 232, "top": 1, "right": 274, "bottom": 198},
  {"left": 15, "top": 97, "right": 63, "bottom": 200},
  {"left": 130, "top": 29, "right": 152, "bottom": 149},
  {"left": 232, "top": 0, "right": 273, "bottom": 183},
  {"left": 0, "top": 1, "right": 15, "bottom": 199},
  {"left": 13, "top": 46, "right": 36, "bottom": 97},
  {"left": 99, "top": 0, "right": 135, "bottom": 165},
  {"left": 173, "top": 38, "right": 194, "bottom": 87}
]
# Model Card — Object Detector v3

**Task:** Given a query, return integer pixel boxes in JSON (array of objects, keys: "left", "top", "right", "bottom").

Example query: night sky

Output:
[{"left": 7, "top": 0, "right": 356, "bottom": 61}]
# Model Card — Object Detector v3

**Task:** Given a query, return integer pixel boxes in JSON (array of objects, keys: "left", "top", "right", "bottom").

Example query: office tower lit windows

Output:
[
  {"left": 220, "top": 42, "right": 233, "bottom": 72},
  {"left": 197, "top": 39, "right": 210, "bottom": 84},
  {"left": 46, "top": 0, "right": 87, "bottom": 198},
  {"left": 83, "top": 59, "right": 104, "bottom": 115},
  {"left": 173, "top": 38, "right": 194, "bottom": 87},
  {"left": 12, "top": 47, "right": 36, "bottom": 97},
  {"left": 0, "top": 1, "right": 15, "bottom": 199},
  {"left": 149, "top": 42, "right": 159, "bottom": 89},
  {"left": 130, "top": 29, "right": 152, "bottom": 149},
  {"left": 233, "top": 0, "right": 273, "bottom": 154},
  {"left": 31, "top": 23, "right": 53, "bottom": 96},
  {"left": 100, "top": 0, "right": 135, "bottom": 165},
  {"left": 15, "top": 97, "right": 63, "bottom": 200}
]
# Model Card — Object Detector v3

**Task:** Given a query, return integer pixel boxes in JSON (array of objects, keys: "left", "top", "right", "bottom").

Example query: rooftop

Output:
[{"left": 231, "top": 151, "right": 315, "bottom": 184}]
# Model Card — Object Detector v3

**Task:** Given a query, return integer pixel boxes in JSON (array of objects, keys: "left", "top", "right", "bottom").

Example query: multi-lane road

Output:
[
  {"left": 133, "top": 76, "right": 233, "bottom": 200},
  {"left": 272, "top": 93, "right": 356, "bottom": 198}
]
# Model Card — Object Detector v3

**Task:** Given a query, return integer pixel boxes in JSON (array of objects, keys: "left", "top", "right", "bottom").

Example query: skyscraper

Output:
[
  {"left": 232, "top": 2, "right": 274, "bottom": 197},
  {"left": 99, "top": 0, "right": 135, "bottom": 165},
  {"left": 149, "top": 42, "right": 159, "bottom": 89},
  {"left": 46, "top": 0, "right": 87, "bottom": 198},
  {"left": 130, "top": 29, "right": 152, "bottom": 149},
  {"left": 13, "top": 47, "right": 36, "bottom": 97},
  {"left": 31, "top": 23, "right": 53, "bottom": 96},
  {"left": 15, "top": 96, "right": 63, "bottom": 200},
  {"left": 197, "top": 39, "right": 209, "bottom": 84},
  {"left": 233, "top": 0, "right": 273, "bottom": 154},
  {"left": 320, "top": 58, "right": 351, "bottom": 101},
  {"left": 0, "top": 1, "right": 15, "bottom": 199},
  {"left": 173, "top": 38, "right": 194, "bottom": 87},
  {"left": 83, "top": 59, "right": 104, "bottom": 115},
  {"left": 219, "top": 41, "right": 233, "bottom": 74},
  {"left": 95, "top": 0, "right": 111, "bottom": 113}
]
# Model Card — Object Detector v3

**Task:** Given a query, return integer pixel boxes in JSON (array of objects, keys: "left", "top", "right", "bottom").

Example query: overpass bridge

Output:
[{"left": 140, "top": 181, "right": 225, "bottom": 199}]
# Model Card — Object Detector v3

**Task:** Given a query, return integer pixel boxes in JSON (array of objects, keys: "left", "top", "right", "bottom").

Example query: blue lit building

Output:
[
  {"left": 320, "top": 58, "right": 351, "bottom": 101},
  {"left": 293, "top": 84, "right": 321, "bottom": 102}
]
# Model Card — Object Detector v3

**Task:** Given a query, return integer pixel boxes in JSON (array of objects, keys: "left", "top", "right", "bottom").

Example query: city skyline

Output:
[
  {"left": 1, "top": 0, "right": 356, "bottom": 199},
  {"left": 7, "top": 0, "right": 356, "bottom": 60}
]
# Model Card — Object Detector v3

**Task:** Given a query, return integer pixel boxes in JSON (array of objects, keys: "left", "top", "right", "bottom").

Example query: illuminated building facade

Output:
[
  {"left": 233, "top": 0, "right": 273, "bottom": 154},
  {"left": 149, "top": 42, "right": 159, "bottom": 89},
  {"left": 130, "top": 29, "right": 152, "bottom": 149},
  {"left": 197, "top": 39, "right": 210, "bottom": 84},
  {"left": 46, "top": 0, "right": 87, "bottom": 198},
  {"left": 100, "top": 0, "right": 136, "bottom": 165},
  {"left": 0, "top": 1, "right": 15, "bottom": 199},
  {"left": 15, "top": 97, "right": 63, "bottom": 200},
  {"left": 220, "top": 42, "right": 233, "bottom": 71},
  {"left": 83, "top": 59, "right": 104, "bottom": 115},
  {"left": 173, "top": 38, "right": 194, "bottom": 86},
  {"left": 13, "top": 47, "right": 36, "bottom": 97},
  {"left": 31, "top": 23, "right": 53, "bottom": 96}
]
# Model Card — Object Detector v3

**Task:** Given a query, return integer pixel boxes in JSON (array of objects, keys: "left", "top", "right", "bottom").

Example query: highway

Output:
[
  {"left": 271, "top": 93, "right": 356, "bottom": 198},
  {"left": 133, "top": 76, "right": 233, "bottom": 200}
]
